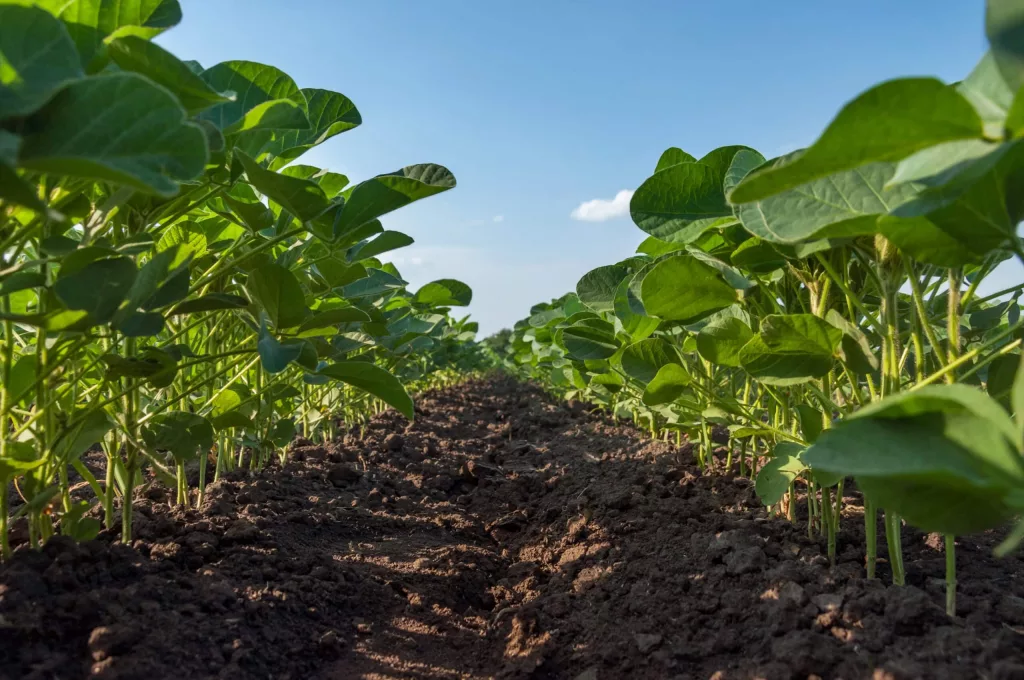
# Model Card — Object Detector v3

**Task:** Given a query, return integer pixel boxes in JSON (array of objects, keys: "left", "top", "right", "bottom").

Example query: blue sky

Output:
[{"left": 159, "top": 0, "right": 1007, "bottom": 336}]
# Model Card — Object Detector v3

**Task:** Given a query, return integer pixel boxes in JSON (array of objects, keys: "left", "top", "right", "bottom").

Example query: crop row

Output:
[
  {"left": 0, "top": 2, "right": 487, "bottom": 555},
  {"left": 493, "top": 0, "right": 1024, "bottom": 616}
]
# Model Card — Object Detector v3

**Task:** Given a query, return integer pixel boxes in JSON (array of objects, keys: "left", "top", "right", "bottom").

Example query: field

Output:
[
  {"left": 2, "top": 377, "right": 1022, "bottom": 679},
  {"left": 4, "top": 1, "right": 1024, "bottom": 678}
]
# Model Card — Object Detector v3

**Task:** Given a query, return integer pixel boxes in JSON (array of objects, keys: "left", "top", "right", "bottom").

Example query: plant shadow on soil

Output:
[{"left": 1, "top": 376, "right": 1024, "bottom": 680}]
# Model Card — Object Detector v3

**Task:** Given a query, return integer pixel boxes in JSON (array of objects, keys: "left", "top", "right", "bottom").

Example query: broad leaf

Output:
[
  {"left": 0, "top": 4, "right": 83, "bottom": 119},
  {"left": 318, "top": 361, "right": 414, "bottom": 420},
  {"left": 730, "top": 79, "right": 983, "bottom": 203},
  {"left": 18, "top": 73, "right": 207, "bottom": 195}
]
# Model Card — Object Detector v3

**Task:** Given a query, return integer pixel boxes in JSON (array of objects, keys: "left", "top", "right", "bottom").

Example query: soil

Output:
[{"left": 2, "top": 377, "right": 1024, "bottom": 680}]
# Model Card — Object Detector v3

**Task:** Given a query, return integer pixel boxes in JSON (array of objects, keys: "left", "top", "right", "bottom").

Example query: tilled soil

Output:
[{"left": 2, "top": 378, "right": 1024, "bottom": 680}]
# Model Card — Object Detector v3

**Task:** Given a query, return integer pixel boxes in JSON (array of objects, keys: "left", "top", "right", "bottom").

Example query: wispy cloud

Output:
[
  {"left": 493, "top": 215, "right": 504, "bottom": 223},
  {"left": 570, "top": 189, "right": 634, "bottom": 222}
]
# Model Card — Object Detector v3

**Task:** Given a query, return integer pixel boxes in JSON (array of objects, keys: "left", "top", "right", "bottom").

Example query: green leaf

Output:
[
  {"left": 730, "top": 79, "right": 984, "bottom": 204},
  {"left": 739, "top": 314, "right": 842, "bottom": 385},
  {"left": 736, "top": 162, "right": 920, "bottom": 245},
  {"left": 632, "top": 147, "right": 758, "bottom": 243},
  {"left": 257, "top": 320, "right": 302, "bottom": 374},
  {"left": 347, "top": 230, "right": 414, "bottom": 262},
  {"left": 296, "top": 307, "right": 371, "bottom": 336},
  {"left": 106, "top": 35, "right": 229, "bottom": 114},
  {"left": 330, "top": 164, "right": 456, "bottom": 239},
  {"left": 265, "top": 89, "right": 361, "bottom": 170},
  {"left": 318, "top": 361, "right": 414, "bottom": 420},
  {"left": 268, "top": 418, "right": 296, "bottom": 447},
  {"left": 414, "top": 279, "right": 472, "bottom": 307},
  {"left": 957, "top": 52, "right": 1014, "bottom": 136},
  {"left": 236, "top": 150, "right": 330, "bottom": 222},
  {"left": 18, "top": 73, "right": 207, "bottom": 196},
  {"left": 987, "top": 0, "right": 1024, "bottom": 92},
  {"left": 795, "top": 404, "right": 825, "bottom": 445},
  {"left": 31, "top": 0, "right": 182, "bottom": 66},
  {"left": 696, "top": 316, "right": 754, "bottom": 368},
  {"left": 117, "top": 310, "right": 164, "bottom": 336},
  {"left": 169, "top": 293, "right": 248, "bottom": 315},
  {"left": 825, "top": 309, "right": 879, "bottom": 374},
  {"left": 1014, "top": 352, "right": 1024, "bottom": 449},
  {"left": 729, "top": 237, "right": 787, "bottom": 273},
  {"left": 224, "top": 98, "right": 309, "bottom": 135},
  {"left": 0, "top": 160, "right": 48, "bottom": 213},
  {"left": 636, "top": 236, "right": 686, "bottom": 258},
  {"left": 198, "top": 60, "right": 304, "bottom": 132},
  {"left": 620, "top": 338, "right": 682, "bottom": 384},
  {"left": 2, "top": 354, "right": 36, "bottom": 404},
  {"left": 562, "top": 321, "right": 618, "bottom": 361},
  {"left": 576, "top": 265, "right": 628, "bottom": 314},
  {"left": 755, "top": 442, "right": 807, "bottom": 505},
  {"left": 0, "top": 4, "right": 83, "bottom": 119},
  {"left": 221, "top": 193, "right": 275, "bottom": 232},
  {"left": 655, "top": 147, "right": 696, "bottom": 171},
  {"left": 142, "top": 412, "right": 213, "bottom": 463},
  {"left": 803, "top": 385, "right": 1024, "bottom": 534},
  {"left": 640, "top": 254, "right": 740, "bottom": 323},
  {"left": 0, "top": 441, "right": 43, "bottom": 483},
  {"left": 642, "top": 363, "right": 691, "bottom": 406},
  {"left": 246, "top": 263, "right": 309, "bottom": 330},
  {"left": 52, "top": 408, "right": 112, "bottom": 467},
  {"left": 54, "top": 256, "right": 135, "bottom": 323}
]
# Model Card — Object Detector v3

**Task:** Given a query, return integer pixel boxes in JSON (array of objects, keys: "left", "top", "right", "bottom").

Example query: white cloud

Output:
[
  {"left": 493, "top": 215, "right": 504, "bottom": 223},
  {"left": 570, "top": 189, "right": 634, "bottom": 222},
  {"left": 410, "top": 257, "right": 424, "bottom": 265}
]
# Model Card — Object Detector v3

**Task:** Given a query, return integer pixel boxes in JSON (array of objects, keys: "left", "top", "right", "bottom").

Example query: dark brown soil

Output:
[{"left": 2, "top": 377, "right": 1024, "bottom": 680}]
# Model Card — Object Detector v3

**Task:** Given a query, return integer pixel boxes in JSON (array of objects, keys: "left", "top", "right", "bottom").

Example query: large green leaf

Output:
[
  {"left": 988, "top": 0, "right": 1024, "bottom": 92},
  {"left": 30, "top": 0, "right": 182, "bottom": 66},
  {"left": 739, "top": 314, "right": 842, "bottom": 385},
  {"left": 265, "top": 89, "right": 361, "bottom": 170},
  {"left": 224, "top": 98, "right": 309, "bottom": 135},
  {"left": 631, "top": 146, "right": 758, "bottom": 243},
  {"left": 730, "top": 79, "right": 984, "bottom": 203},
  {"left": 347, "top": 230, "right": 414, "bottom": 262},
  {"left": 106, "top": 35, "right": 229, "bottom": 114},
  {"left": 52, "top": 408, "right": 112, "bottom": 466},
  {"left": 736, "top": 162, "right": 920, "bottom": 245},
  {"left": 0, "top": 4, "right": 83, "bottom": 119},
  {"left": 329, "top": 164, "right": 456, "bottom": 239},
  {"left": 642, "top": 363, "right": 691, "bottom": 406},
  {"left": 696, "top": 316, "right": 753, "bottom": 368},
  {"left": 880, "top": 145, "right": 1024, "bottom": 266},
  {"left": 755, "top": 443, "right": 807, "bottom": 506},
  {"left": 576, "top": 264, "right": 628, "bottom": 313},
  {"left": 257, "top": 320, "right": 302, "bottom": 374},
  {"left": 620, "top": 338, "right": 681, "bottom": 384},
  {"left": 640, "top": 254, "right": 740, "bottom": 323},
  {"left": 655, "top": 147, "right": 696, "bottom": 172},
  {"left": 957, "top": 52, "right": 1014, "bottom": 136},
  {"left": 142, "top": 412, "right": 213, "bottom": 463},
  {"left": 246, "top": 263, "right": 309, "bottom": 330},
  {"left": 318, "top": 361, "right": 414, "bottom": 420},
  {"left": 236, "top": 150, "right": 330, "bottom": 222},
  {"left": 562, "top": 320, "right": 618, "bottom": 361},
  {"left": 198, "top": 60, "right": 304, "bottom": 132},
  {"left": 54, "top": 256, "right": 136, "bottom": 323},
  {"left": 415, "top": 279, "right": 472, "bottom": 307},
  {"left": 18, "top": 73, "right": 207, "bottom": 195},
  {"left": 803, "top": 385, "right": 1024, "bottom": 534}
]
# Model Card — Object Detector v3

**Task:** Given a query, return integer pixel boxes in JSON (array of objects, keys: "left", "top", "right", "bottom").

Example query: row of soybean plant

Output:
[
  {"left": 0, "top": 1, "right": 483, "bottom": 557},
  {"left": 495, "top": 0, "right": 1024, "bottom": 617}
]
